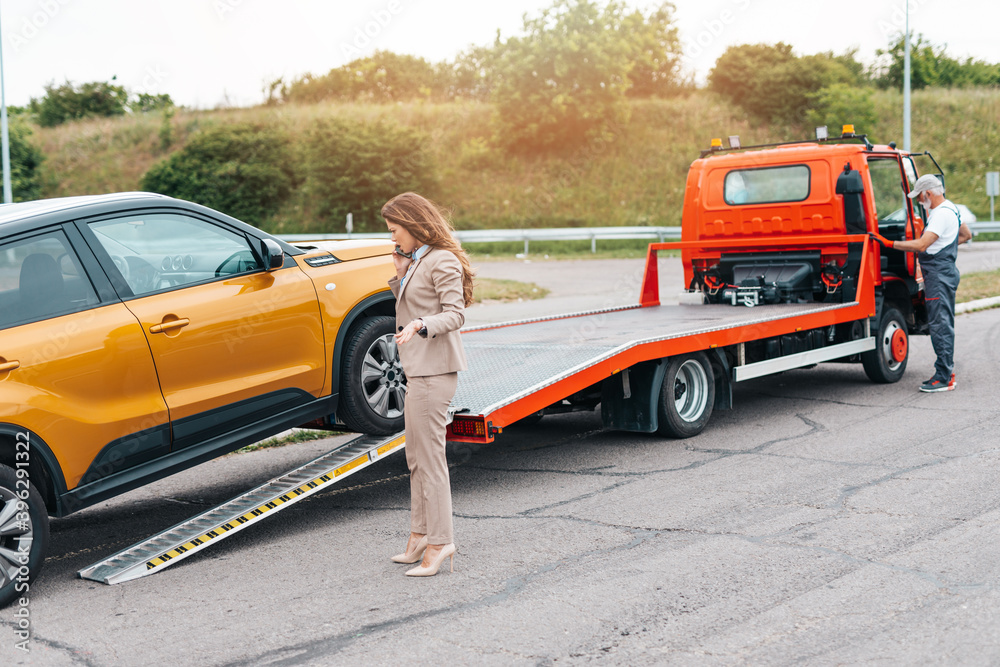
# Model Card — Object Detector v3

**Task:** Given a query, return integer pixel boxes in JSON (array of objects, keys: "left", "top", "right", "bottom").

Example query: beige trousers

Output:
[{"left": 404, "top": 373, "right": 458, "bottom": 545}]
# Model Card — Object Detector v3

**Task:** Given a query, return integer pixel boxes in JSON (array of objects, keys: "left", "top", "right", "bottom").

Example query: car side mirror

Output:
[{"left": 261, "top": 238, "right": 284, "bottom": 271}]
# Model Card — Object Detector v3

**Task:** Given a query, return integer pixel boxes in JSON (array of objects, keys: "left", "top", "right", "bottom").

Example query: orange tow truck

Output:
[{"left": 446, "top": 126, "right": 933, "bottom": 442}]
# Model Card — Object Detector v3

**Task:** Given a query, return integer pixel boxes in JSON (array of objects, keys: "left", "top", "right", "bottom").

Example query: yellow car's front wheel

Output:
[{"left": 338, "top": 316, "right": 407, "bottom": 435}]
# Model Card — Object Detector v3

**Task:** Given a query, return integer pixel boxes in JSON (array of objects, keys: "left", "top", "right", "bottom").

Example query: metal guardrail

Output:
[
  {"left": 971, "top": 221, "right": 1000, "bottom": 233},
  {"left": 283, "top": 226, "right": 682, "bottom": 254},
  {"left": 282, "top": 221, "right": 999, "bottom": 254}
]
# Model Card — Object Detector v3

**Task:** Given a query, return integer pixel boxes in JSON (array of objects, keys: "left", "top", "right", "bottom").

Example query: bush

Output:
[
  {"left": 300, "top": 118, "right": 436, "bottom": 232},
  {"left": 133, "top": 93, "right": 174, "bottom": 113},
  {"left": 622, "top": 3, "right": 684, "bottom": 98},
  {"left": 490, "top": 0, "right": 634, "bottom": 153},
  {"left": 140, "top": 123, "right": 295, "bottom": 224},
  {"left": 805, "top": 84, "right": 877, "bottom": 136},
  {"left": 32, "top": 81, "right": 129, "bottom": 127},
  {"left": 872, "top": 33, "right": 1000, "bottom": 90},
  {"left": 7, "top": 121, "right": 44, "bottom": 202},
  {"left": 709, "top": 43, "right": 855, "bottom": 124},
  {"left": 283, "top": 51, "right": 443, "bottom": 104}
]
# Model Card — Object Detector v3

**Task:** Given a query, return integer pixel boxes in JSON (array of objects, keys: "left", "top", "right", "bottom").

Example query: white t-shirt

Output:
[{"left": 924, "top": 200, "right": 961, "bottom": 255}]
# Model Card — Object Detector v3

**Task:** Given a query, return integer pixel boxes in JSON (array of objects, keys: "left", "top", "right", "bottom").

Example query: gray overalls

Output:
[{"left": 918, "top": 205, "right": 961, "bottom": 382}]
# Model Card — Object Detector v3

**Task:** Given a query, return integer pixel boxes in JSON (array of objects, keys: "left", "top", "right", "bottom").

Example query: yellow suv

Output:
[{"left": 0, "top": 193, "right": 402, "bottom": 605}]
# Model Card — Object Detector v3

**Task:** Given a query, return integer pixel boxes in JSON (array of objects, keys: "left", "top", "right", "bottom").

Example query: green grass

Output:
[
  {"left": 957, "top": 268, "right": 1000, "bottom": 304},
  {"left": 233, "top": 428, "right": 338, "bottom": 454},
  {"left": 465, "top": 237, "right": 678, "bottom": 260},
  {"left": 30, "top": 88, "right": 1000, "bottom": 234},
  {"left": 475, "top": 277, "right": 549, "bottom": 301}
]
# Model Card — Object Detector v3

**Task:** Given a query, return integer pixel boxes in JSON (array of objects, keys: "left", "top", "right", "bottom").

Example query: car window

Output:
[
  {"left": 88, "top": 213, "right": 262, "bottom": 296},
  {"left": 0, "top": 230, "right": 100, "bottom": 330}
]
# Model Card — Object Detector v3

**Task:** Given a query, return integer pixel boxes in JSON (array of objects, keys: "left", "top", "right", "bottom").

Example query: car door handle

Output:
[
  {"left": 0, "top": 360, "right": 19, "bottom": 372},
  {"left": 149, "top": 318, "right": 190, "bottom": 334}
]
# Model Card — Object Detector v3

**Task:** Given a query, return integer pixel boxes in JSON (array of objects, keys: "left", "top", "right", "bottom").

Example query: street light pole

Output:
[
  {"left": 0, "top": 5, "right": 12, "bottom": 204},
  {"left": 903, "top": 2, "right": 911, "bottom": 152}
]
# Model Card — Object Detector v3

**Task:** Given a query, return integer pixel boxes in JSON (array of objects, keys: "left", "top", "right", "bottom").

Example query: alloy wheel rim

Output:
[
  {"left": 360, "top": 334, "right": 405, "bottom": 418},
  {"left": 0, "top": 486, "right": 33, "bottom": 588}
]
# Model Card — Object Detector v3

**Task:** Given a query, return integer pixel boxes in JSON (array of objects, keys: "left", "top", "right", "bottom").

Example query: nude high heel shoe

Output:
[
  {"left": 405, "top": 543, "right": 456, "bottom": 577},
  {"left": 391, "top": 535, "right": 428, "bottom": 564}
]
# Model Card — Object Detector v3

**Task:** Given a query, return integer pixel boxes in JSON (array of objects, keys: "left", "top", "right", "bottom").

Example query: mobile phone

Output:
[{"left": 394, "top": 245, "right": 412, "bottom": 259}]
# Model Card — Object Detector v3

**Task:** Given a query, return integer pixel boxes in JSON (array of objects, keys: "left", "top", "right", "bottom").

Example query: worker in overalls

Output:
[{"left": 871, "top": 174, "right": 972, "bottom": 392}]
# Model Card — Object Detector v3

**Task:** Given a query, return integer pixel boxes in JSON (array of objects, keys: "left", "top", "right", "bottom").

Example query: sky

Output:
[{"left": 1, "top": 0, "right": 998, "bottom": 109}]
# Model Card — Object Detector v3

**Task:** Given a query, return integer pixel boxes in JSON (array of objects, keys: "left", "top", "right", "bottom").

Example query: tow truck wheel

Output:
[
  {"left": 862, "top": 306, "right": 908, "bottom": 384},
  {"left": 657, "top": 352, "right": 715, "bottom": 438},
  {"left": 0, "top": 464, "right": 49, "bottom": 608},
  {"left": 338, "top": 316, "right": 407, "bottom": 435}
]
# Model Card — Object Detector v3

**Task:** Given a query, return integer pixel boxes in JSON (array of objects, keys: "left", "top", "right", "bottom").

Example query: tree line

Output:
[{"left": 7, "top": 0, "right": 1000, "bottom": 210}]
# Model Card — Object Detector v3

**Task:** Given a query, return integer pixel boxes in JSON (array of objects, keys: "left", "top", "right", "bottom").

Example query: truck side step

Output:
[
  {"left": 733, "top": 337, "right": 875, "bottom": 382},
  {"left": 77, "top": 432, "right": 405, "bottom": 585}
]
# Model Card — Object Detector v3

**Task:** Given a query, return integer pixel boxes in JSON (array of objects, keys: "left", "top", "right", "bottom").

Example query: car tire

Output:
[
  {"left": 656, "top": 352, "right": 715, "bottom": 439},
  {"left": 338, "top": 316, "right": 406, "bottom": 435},
  {"left": 862, "top": 306, "right": 908, "bottom": 384},
  {"left": 0, "top": 463, "right": 49, "bottom": 609}
]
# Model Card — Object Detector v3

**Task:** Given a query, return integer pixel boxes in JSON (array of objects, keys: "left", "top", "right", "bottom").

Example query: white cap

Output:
[{"left": 907, "top": 174, "right": 944, "bottom": 199}]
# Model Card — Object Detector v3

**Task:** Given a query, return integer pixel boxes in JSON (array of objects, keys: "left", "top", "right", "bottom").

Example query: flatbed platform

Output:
[{"left": 452, "top": 299, "right": 861, "bottom": 423}]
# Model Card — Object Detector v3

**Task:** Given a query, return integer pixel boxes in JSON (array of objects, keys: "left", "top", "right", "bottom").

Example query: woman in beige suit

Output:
[{"left": 383, "top": 192, "right": 474, "bottom": 577}]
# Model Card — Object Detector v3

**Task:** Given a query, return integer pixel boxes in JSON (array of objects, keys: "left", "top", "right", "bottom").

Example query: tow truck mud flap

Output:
[
  {"left": 78, "top": 432, "right": 405, "bottom": 585},
  {"left": 601, "top": 360, "right": 667, "bottom": 433}
]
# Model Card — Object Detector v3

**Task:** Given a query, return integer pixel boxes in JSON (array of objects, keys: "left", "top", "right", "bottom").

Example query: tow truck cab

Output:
[{"left": 681, "top": 128, "right": 935, "bottom": 336}]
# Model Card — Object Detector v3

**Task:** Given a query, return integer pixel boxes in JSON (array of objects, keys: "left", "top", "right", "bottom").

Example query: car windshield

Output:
[{"left": 883, "top": 207, "right": 907, "bottom": 222}]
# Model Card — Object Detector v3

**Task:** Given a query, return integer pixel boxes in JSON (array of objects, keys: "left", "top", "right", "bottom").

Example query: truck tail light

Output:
[{"left": 448, "top": 415, "right": 494, "bottom": 442}]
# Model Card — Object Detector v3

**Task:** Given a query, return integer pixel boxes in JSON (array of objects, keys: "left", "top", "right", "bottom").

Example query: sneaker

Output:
[{"left": 920, "top": 377, "right": 955, "bottom": 393}]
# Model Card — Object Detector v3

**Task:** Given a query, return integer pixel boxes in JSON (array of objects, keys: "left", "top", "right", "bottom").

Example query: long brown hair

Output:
[{"left": 381, "top": 192, "right": 475, "bottom": 307}]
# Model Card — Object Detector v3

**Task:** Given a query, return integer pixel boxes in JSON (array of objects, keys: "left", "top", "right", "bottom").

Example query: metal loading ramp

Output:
[
  {"left": 452, "top": 301, "right": 855, "bottom": 417},
  {"left": 78, "top": 432, "right": 405, "bottom": 585}
]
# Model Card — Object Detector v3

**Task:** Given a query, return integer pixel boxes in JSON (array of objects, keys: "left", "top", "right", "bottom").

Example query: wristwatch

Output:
[{"left": 417, "top": 319, "right": 428, "bottom": 338}]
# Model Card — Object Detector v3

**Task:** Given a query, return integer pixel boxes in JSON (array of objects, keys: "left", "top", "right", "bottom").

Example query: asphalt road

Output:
[{"left": 2, "top": 252, "right": 1000, "bottom": 666}]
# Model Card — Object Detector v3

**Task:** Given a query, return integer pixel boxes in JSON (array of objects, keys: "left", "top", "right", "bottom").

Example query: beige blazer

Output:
[{"left": 388, "top": 247, "right": 468, "bottom": 377}]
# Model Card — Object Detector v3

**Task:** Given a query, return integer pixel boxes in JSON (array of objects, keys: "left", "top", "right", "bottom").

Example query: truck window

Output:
[
  {"left": 723, "top": 165, "right": 810, "bottom": 205},
  {"left": 867, "top": 157, "right": 906, "bottom": 222},
  {"left": 902, "top": 156, "right": 917, "bottom": 189}
]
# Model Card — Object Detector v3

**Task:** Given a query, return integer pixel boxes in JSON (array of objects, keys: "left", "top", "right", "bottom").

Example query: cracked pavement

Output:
[{"left": 1, "top": 270, "right": 999, "bottom": 665}]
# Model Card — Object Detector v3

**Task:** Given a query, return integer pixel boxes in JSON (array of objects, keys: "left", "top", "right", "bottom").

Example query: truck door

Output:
[{"left": 866, "top": 155, "right": 917, "bottom": 278}]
